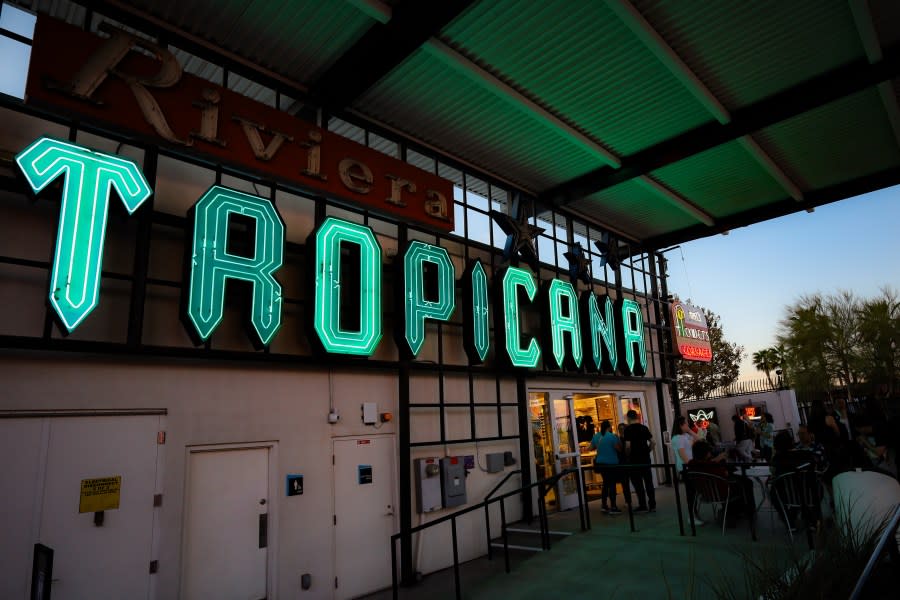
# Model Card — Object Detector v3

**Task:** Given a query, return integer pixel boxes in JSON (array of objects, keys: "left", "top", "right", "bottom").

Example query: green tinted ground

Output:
[{"left": 366, "top": 486, "right": 803, "bottom": 600}]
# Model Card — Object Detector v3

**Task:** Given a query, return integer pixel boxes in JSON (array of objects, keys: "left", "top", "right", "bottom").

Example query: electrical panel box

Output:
[
  {"left": 413, "top": 458, "right": 442, "bottom": 513},
  {"left": 362, "top": 402, "right": 377, "bottom": 425},
  {"left": 485, "top": 453, "right": 505, "bottom": 473},
  {"left": 440, "top": 457, "right": 467, "bottom": 508}
]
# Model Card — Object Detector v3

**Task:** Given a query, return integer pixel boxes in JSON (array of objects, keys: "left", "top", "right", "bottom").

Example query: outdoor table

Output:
[{"left": 742, "top": 465, "right": 772, "bottom": 512}]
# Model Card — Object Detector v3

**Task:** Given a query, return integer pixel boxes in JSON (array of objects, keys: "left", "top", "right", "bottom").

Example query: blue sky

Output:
[{"left": 665, "top": 185, "right": 900, "bottom": 381}]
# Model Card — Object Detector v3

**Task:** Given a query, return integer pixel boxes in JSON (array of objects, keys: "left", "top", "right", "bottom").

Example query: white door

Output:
[
  {"left": 37, "top": 416, "right": 161, "bottom": 600},
  {"left": 550, "top": 396, "right": 582, "bottom": 511},
  {"left": 334, "top": 436, "right": 397, "bottom": 599},
  {"left": 183, "top": 447, "right": 269, "bottom": 600}
]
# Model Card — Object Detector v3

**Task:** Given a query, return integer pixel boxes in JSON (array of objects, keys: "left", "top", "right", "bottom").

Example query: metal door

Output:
[
  {"left": 333, "top": 435, "right": 397, "bottom": 599},
  {"left": 183, "top": 446, "right": 269, "bottom": 600},
  {"left": 36, "top": 416, "right": 160, "bottom": 600}
]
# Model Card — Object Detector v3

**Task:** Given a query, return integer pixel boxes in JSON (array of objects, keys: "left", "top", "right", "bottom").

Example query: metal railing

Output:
[
  {"left": 580, "top": 462, "right": 686, "bottom": 536},
  {"left": 390, "top": 468, "right": 586, "bottom": 600},
  {"left": 848, "top": 504, "right": 900, "bottom": 600}
]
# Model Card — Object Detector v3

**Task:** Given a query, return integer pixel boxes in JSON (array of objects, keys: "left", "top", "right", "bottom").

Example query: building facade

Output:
[{"left": 0, "top": 3, "right": 677, "bottom": 598}]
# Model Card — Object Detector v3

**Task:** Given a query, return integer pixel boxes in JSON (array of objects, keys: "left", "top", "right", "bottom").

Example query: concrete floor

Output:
[{"left": 365, "top": 485, "right": 806, "bottom": 600}]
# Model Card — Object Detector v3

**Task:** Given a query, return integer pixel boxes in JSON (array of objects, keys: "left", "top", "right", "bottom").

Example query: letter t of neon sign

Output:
[{"left": 16, "top": 137, "right": 152, "bottom": 332}]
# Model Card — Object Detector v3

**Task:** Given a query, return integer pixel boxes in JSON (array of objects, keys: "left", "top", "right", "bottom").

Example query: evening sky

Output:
[{"left": 665, "top": 185, "right": 900, "bottom": 381}]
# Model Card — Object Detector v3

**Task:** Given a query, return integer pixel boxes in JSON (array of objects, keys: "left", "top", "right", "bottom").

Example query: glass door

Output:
[
  {"left": 551, "top": 396, "right": 581, "bottom": 511},
  {"left": 529, "top": 393, "right": 582, "bottom": 512},
  {"left": 529, "top": 393, "right": 557, "bottom": 509}
]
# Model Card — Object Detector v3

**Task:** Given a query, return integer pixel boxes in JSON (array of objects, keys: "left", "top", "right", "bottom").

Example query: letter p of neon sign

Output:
[{"left": 16, "top": 137, "right": 152, "bottom": 332}]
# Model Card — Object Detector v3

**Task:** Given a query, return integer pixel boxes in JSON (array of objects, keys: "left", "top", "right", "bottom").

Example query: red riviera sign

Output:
[{"left": 25, "top": 16, "right": 454, "bottom": 232}]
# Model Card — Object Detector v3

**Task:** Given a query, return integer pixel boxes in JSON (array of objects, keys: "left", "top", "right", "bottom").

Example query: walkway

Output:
[{"left": 366, "top": 485, "right": 805, "bottom": 600}]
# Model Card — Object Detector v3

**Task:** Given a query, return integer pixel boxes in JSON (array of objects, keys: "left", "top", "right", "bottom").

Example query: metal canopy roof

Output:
[{"left": 48, "top": 0, "right": 900, "bottom": 247}]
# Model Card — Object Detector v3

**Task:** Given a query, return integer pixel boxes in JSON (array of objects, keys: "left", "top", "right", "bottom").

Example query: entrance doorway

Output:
[
  {"left": 182, "top": 445, "right": 272, "bottom": 600},
  {"left": 529, "top": 393, "right": 581, "bottom": 512},
  {"left": 333, "top": 435, "right": 397, "bottom": 599},
  {"left": 530, "top": 390, "right": 653, "bottom": 509}
]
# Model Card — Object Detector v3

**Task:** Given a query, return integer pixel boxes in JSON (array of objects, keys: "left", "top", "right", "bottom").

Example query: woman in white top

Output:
[
  {"left": 671, "top": 415, "right": 703, "bottom": 524},
  {"left": 672, "top": 415, "right": 699, "bottom": 473}
]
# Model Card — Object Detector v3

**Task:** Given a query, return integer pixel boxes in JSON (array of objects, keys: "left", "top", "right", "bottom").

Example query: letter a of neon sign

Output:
[{"left": 15, "top": 137, "right": 152, "bottom": 332}]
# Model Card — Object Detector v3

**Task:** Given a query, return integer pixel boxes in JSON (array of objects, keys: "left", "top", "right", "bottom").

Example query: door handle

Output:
[
  {"left": 384, "top": 504, "right": 394, "bottom": 516},
  {"left": 258, "top": 514, "right": 268, "bottom": 548}
]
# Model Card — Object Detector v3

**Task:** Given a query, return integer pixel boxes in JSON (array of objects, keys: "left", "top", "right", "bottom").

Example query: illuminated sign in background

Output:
[
  {"left": 687, "top": 407, "right": 718, "bottom": 429},
  {"left": 401, "top": 241, "right": 455, "bottom": 357},
  {"left": 311, "top": 218, "right": 382, "bottom": 356},
  {"left": 15, "top": 136, "right": 152, "bottom": 332},
  {"left": 185, "top": 185, "right": 285, "bottom": 347},
  {"left": 671, "top": 300, "right": 712, "bottom": 362},
  {"left": 462, "top": 260, "right": 490, "bottom": 364},
  {"left": 542, "top": 279, "right": 582, "bottom": 370},
  {"left": 580, "top": 292, "right": 618, "bottom": 374}
]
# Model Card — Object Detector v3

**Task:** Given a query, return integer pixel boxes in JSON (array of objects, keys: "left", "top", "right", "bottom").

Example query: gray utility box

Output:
[
  {"left": 485, "top": 453, "right": 505, "bottom": 473},
  {"left": 440, "top": 457, "right": 467, "bottom": 508},
  {"left": 414, "top": 457, "right": 442, "bottom": 513}
]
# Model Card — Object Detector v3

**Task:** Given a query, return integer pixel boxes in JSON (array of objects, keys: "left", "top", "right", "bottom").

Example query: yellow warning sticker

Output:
[{"left": 79, "top": 476, "right": 122, "bottom": 513}]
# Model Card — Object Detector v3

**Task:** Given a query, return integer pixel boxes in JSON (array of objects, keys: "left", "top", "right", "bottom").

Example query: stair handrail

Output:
[{"left": 390, "top": 467, "right": 584, "bottom": 600}]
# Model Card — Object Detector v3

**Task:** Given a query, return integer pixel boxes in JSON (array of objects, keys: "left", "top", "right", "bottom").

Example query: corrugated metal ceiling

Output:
[
  {"left": 440, "top": 0, "right": 712, "bottom": 155},
  {"left": 16, "top": 0, "right": 900, "bottom": 246},
  {"left": 356, "top": 48, "right": 602, "bottom": 193},
  {"left": 123, "top": 0, "right": 373, "bottom": 85}
]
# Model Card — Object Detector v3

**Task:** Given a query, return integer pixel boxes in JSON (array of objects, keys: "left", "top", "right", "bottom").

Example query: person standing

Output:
[
  {"left": 733, "top": 414, "right": 754, "bottom": 462},
  {"left": 759, "top": 413, "right": 775, "bottom": 462},
  {"left": 672, "top": 415, "right": 703, "bottom": 524},
  {"left": 624, "top": 409, "right": 656, "bottom": 512},
  {"left": 589, "top": 420, "right": 622, "bottom": 515}
]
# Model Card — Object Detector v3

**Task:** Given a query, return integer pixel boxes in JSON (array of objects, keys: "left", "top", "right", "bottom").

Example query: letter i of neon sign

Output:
[{"left": 15, "top": 137, "right": 152, "bottom": 332}]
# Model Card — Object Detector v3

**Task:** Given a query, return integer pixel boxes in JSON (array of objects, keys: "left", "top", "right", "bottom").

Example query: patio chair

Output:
[
  {"left": 685, "top": 471, "right": 738, "bottom": 535},
  {"left": 767, "top": 465, "right": 820, "bottom": 545}
]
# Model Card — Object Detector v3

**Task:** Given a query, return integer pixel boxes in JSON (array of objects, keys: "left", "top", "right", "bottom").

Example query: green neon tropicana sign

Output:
[
  {"left": 16, "top": 137, "right": 152, "bottom": 332},
  {"left": 14, "top": 136, "right": 648, "bottom": 373}
]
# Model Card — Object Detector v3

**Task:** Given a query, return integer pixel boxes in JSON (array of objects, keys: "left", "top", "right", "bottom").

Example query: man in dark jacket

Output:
[{"left": 623, "top": 409, "right": 655, "bottom": 512}]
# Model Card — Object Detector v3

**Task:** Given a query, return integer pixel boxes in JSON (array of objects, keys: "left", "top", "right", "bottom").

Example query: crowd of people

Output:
[
  {"left": 586, "top": 398, "right": 898, "bottom": 529},
  {"left": 672, "top": 398, "right": 899, "bottom": 529}
]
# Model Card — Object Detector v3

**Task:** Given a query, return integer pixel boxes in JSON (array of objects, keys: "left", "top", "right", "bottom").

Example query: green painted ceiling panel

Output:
[
  {"left": 357, "top": 49, "right": 603, "bottom": 192},
  {"left": 755, "top": 88, "right": 900, "bottom": 190},
  {"left": 441, "top": 0, "right": 713, "bottom": 156},
  {"left": 651, "top": 140, "right": 788, "bottom": 219},
  {"left": 570, "top": 179, "right": 698, "bottom": 240},
  {"left": 631, "top": 0, "right": 865, "bottom": 110}
]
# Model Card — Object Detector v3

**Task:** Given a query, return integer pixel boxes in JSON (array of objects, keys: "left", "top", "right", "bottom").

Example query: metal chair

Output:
[
  {"left": 767, "top": 464, "right": 820, "bottom": 546},
  {"left": 685, "top": 471, "right": 737, "bottom": 535}
]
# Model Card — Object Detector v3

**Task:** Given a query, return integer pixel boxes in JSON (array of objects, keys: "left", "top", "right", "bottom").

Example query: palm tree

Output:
[{"left": 752, "top": 348, "right": 777, "bottom": 387}]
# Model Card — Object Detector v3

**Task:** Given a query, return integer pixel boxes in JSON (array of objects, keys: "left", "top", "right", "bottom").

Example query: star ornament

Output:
[
  {"left": 490, "top": 209, "right": 545, "bottom": 272},
  {"left": 593, "top": 231, "right": 621, "bottom": 272},
  {"left": 564, "top": 242, "right": 591, "bottom": 285}
]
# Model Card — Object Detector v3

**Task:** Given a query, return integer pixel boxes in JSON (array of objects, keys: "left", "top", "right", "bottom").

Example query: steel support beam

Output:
[
  {"left": 310, "top": 1, "right": 476, "bottom": 111},
  {"left": 850, "top": 0, "right": 900, "bottom": 151},
  {"left": 644, "top": 165, "right": 900, "bottom": 249},
  {"left": 540, "top": 42, "right": 900, "bottom": 207}
]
